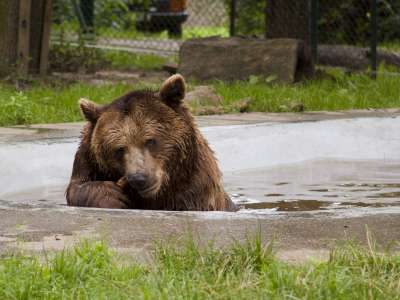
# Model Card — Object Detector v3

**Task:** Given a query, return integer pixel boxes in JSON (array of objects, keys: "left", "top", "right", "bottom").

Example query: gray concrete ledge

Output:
[
  {"left": 1, "top": 206, "right": 400, "bottom": 263},
  {"left": 1, "top": 109, "right": 400, "bottom": 143},
  {"left": 1, "top": 110, "right": 400, "bottom": 261}
]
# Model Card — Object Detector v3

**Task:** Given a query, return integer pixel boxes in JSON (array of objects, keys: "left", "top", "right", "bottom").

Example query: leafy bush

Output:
[
  {"left": 223, "top": 0, "right": 400, "bottom": 45},
  {"left": 52, "top": 0, "right": 150, "bottom": 31},
  {"left": 225, "top": 0, "right": 265, "bottom": 36},
  {"left": 235, "top": 0, "right": 265, "bottom": 36},
  {"left": 319, "top": 0, "right": 400, "bottom": 45},
  {"left": 94, "top": 0, "right": 131, "bottom": 29},
  {"left": 1, "top": 93, "right": 33, "bottom": 125}
]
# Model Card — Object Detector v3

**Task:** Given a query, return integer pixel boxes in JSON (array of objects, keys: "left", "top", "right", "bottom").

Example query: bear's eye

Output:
[
  {"left": 145, "top": 138, "right": 157, "bottom": 150},
  {"left": 115, "top": 147, "right": 125, "bottom": 158}
]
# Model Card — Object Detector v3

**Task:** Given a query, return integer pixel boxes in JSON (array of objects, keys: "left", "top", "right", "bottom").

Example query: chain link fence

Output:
[
  {"left": 315, "top": 0, "right": 400, "bottom": 76},
  {"left": 49, "top": 0, "right": 400, "bottom": 75},
  {"left": 51, "top": 0, "right": 229, "bottom": 56}
]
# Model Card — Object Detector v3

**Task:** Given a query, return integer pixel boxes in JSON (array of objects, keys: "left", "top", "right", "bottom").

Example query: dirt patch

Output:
[
  {"left": 29, "top": 231, "right": 95, "bottom": 251},
  {"left": 277, "top": 249, "right": 330, "bottom": 264}
]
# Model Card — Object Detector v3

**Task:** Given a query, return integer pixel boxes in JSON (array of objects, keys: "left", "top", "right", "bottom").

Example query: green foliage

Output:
[
  {"left": 0, "top": 82, "right": 135, "bottom": 126},
  {"left": 94, "top": 0, "right": 132, "bottom": 30},
  {"left": 214, "top": 67, "right": 400, "bottom": 113},
  {"left": 53, "top": 0, "right": 76, "bottom": 24},
  {"left": 226, "top": 0, "right": 265, "bottom": 36},
  {"left": 1, "top": 66, "right": 400, "bottom": 126},
  {"left": 319, "top": 0, "right": 400, "bottom": 44},
  {"left": 1, "top": 237, "right": 400, "bottom": 299},
  {"left": 183, "top": 26, "right": 229, "bottom": 39},
  {"left": 236, "top": 0, "right": 265, "bottom": 36},
  {"left": 222, "top": 0, "right": 400, "bottom": 44},
  {"left": 53, "top": 0, "right": 145, "bottom": 30},
  {"left": 1, "top": 92, "right": 33, "bottom": 125},
  {"left": 104, "top": 50, "right": 169, "bottom": 70}
]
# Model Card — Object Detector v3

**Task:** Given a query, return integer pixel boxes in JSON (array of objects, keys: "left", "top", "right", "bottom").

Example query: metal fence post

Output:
[
  {"left": 370, "top": 0, "right": 378, "bottom": 78},
  {"left": 310, "top": 0, "right": 318, "bottom": 64},
  {"left": 229, "top": 0, "right": 237, "bottom": 36}
]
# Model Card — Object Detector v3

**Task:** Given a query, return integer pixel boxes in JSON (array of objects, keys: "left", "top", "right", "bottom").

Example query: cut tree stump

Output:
[{"left": 178, "top": 37, "right": 314, "bottom": 83}]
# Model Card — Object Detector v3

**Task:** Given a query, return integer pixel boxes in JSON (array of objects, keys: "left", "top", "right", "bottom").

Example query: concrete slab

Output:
[
  {"left": 1, "top": 111, "right": 400, "bottom": 262},
  {"left": 1, "top": 206, "right": 400, "bottom": 263},
  {"left": 2, "top": 109, "right": 400, "bottom": 143}
]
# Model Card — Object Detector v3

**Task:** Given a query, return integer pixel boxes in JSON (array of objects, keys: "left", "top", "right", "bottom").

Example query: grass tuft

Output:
[
  {"left": 215, "top": 68, "right": 400, "bottom": 113},
  {"left": 1, "top": 67, "right": 400, "bottom": 126},
  {"left": 0, "top": 237, "right": 400, "bottom": 299}
]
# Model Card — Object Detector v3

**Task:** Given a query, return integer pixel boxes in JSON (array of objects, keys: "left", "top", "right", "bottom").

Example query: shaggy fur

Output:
[{"left": 66, "top": 75, "right": 237, "bottom": 211}]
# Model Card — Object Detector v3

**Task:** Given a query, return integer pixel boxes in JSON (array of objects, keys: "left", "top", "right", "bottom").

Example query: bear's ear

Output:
[
  {"left": 159, "top": 74, "right": 186, "bottom": 106},
  {"left": 79, "top": 98, "right": 102, "bottom": 122}
]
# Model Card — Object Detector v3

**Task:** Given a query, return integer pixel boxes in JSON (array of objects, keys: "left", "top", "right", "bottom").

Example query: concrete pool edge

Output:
[
  {"left": 1, "top": 205, "right": 400, "bottom": 263},
  {"left": 1, "top": 109, "right": 400, "bottom": 142},
  {"left": 1, "top": 110, "right": 400, "bottom": 261}
]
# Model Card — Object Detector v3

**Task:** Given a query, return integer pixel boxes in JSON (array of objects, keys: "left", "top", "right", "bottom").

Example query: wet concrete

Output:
[
  {"left": 227, "top": 159, "right": 400, "bottom": 212},
  {"left": 1, "top": 206, "right": 400, "bottom": 263},
  {"left": 2, "top": 108, "right": 400, "bottom": 143},
  {"left": 1, "top": 111, "right": 400, "bottom": 261}
]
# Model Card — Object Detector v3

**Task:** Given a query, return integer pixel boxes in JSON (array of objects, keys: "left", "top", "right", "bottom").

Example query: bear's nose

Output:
[{"left": 127, "top": 173, "right": 148, "bottom": 190}]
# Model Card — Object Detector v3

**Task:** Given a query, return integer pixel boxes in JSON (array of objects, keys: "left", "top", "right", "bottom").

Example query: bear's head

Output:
[{"left": 79, "top": 74, "right": 194, "bottom": 198}]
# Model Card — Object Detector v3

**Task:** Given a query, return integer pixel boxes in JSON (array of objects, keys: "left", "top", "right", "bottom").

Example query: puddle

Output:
[
  {"left": 225, "top": 158, "right": 400, "bottom": 213},
  {"left": 242, "top": 200, "right": 400, "bottom": 211},
  {"left": 309, "top": 189, "right": 329, "bottom": 192},
  {"left": 367, "top": 192, "right": 400, "bottom": 198},
  {"left": 243, "top": 200, "right": 331, "bottom": 211},
  {"left": 2, "top": 158, "right": 400, "bottom": 214}
]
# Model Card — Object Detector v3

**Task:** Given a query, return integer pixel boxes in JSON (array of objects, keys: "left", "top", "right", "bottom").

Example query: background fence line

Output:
[{"left": 46, "top": 0, "right": 400, "bottom": 77}]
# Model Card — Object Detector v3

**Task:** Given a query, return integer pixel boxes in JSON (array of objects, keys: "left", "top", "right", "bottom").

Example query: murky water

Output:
[
  {"left": 1, "top": 117, "right": 400, "bottom": 213},
  {"left": 225, "top": 159, "right": 400, "bottom": 211}
]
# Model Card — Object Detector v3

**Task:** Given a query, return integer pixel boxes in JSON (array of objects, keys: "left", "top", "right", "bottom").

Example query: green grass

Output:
[
  {"left": 52, "top": 21, "right": 229, "bottom": 41},
  {"left": 1, "top": 237, "right": 400, "bottom": 299},
  {"left": 0, "top": 83, "right": 135, "bottom": 125},
  {"left": 380, "top": 41, "right": 400, "bottom": 53},
  {"left": 215, "top": 68, "right": 400, "bottom": 113},
  {"left": 1, "top": 68, "right": 400, "bottom": 126},
  {"left": 183, "top": 26, "right": 229, "bottom": 39},
  {"left": 103, "top": 50, "right": 171, "bottom": 71}
]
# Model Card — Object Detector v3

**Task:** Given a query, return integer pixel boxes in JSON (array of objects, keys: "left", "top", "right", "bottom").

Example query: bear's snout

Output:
[{"left": 127, "top": 173, "right": 149, "bottom": 191}]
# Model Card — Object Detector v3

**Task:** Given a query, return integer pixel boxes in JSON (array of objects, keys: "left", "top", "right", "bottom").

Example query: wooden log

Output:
[
  {"left": 178, "top": 37, "right": 314, "bottom": 83},
  {"left": 17, "top": 0, "right": 31, "bottom": 76},
  {"left": 318, "top": 44, "right": 400, "bottom": 70}
]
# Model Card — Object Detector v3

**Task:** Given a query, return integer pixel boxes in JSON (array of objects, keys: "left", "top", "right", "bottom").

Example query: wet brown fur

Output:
[{"left": 66, "top": 75, "right": 237, "bottom": 211}]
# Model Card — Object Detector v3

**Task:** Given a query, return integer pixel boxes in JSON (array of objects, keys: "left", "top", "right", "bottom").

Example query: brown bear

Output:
[{"left": 66, "top": 74, "right": 237, "bottom": 211}]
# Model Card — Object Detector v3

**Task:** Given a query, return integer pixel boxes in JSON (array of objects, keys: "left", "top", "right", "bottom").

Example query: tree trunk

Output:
[
  {"left": 265, "top": 0, "right": 310, "bottom": 43},
  {"left": 0, "top": 1, "right": 20, "bottom": 77},
  {"left": 0, "top": 0, "right": 48, "bottom": 77},
  {"left": 29, "top": 0, "right": 47, "bottom": 73}
]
